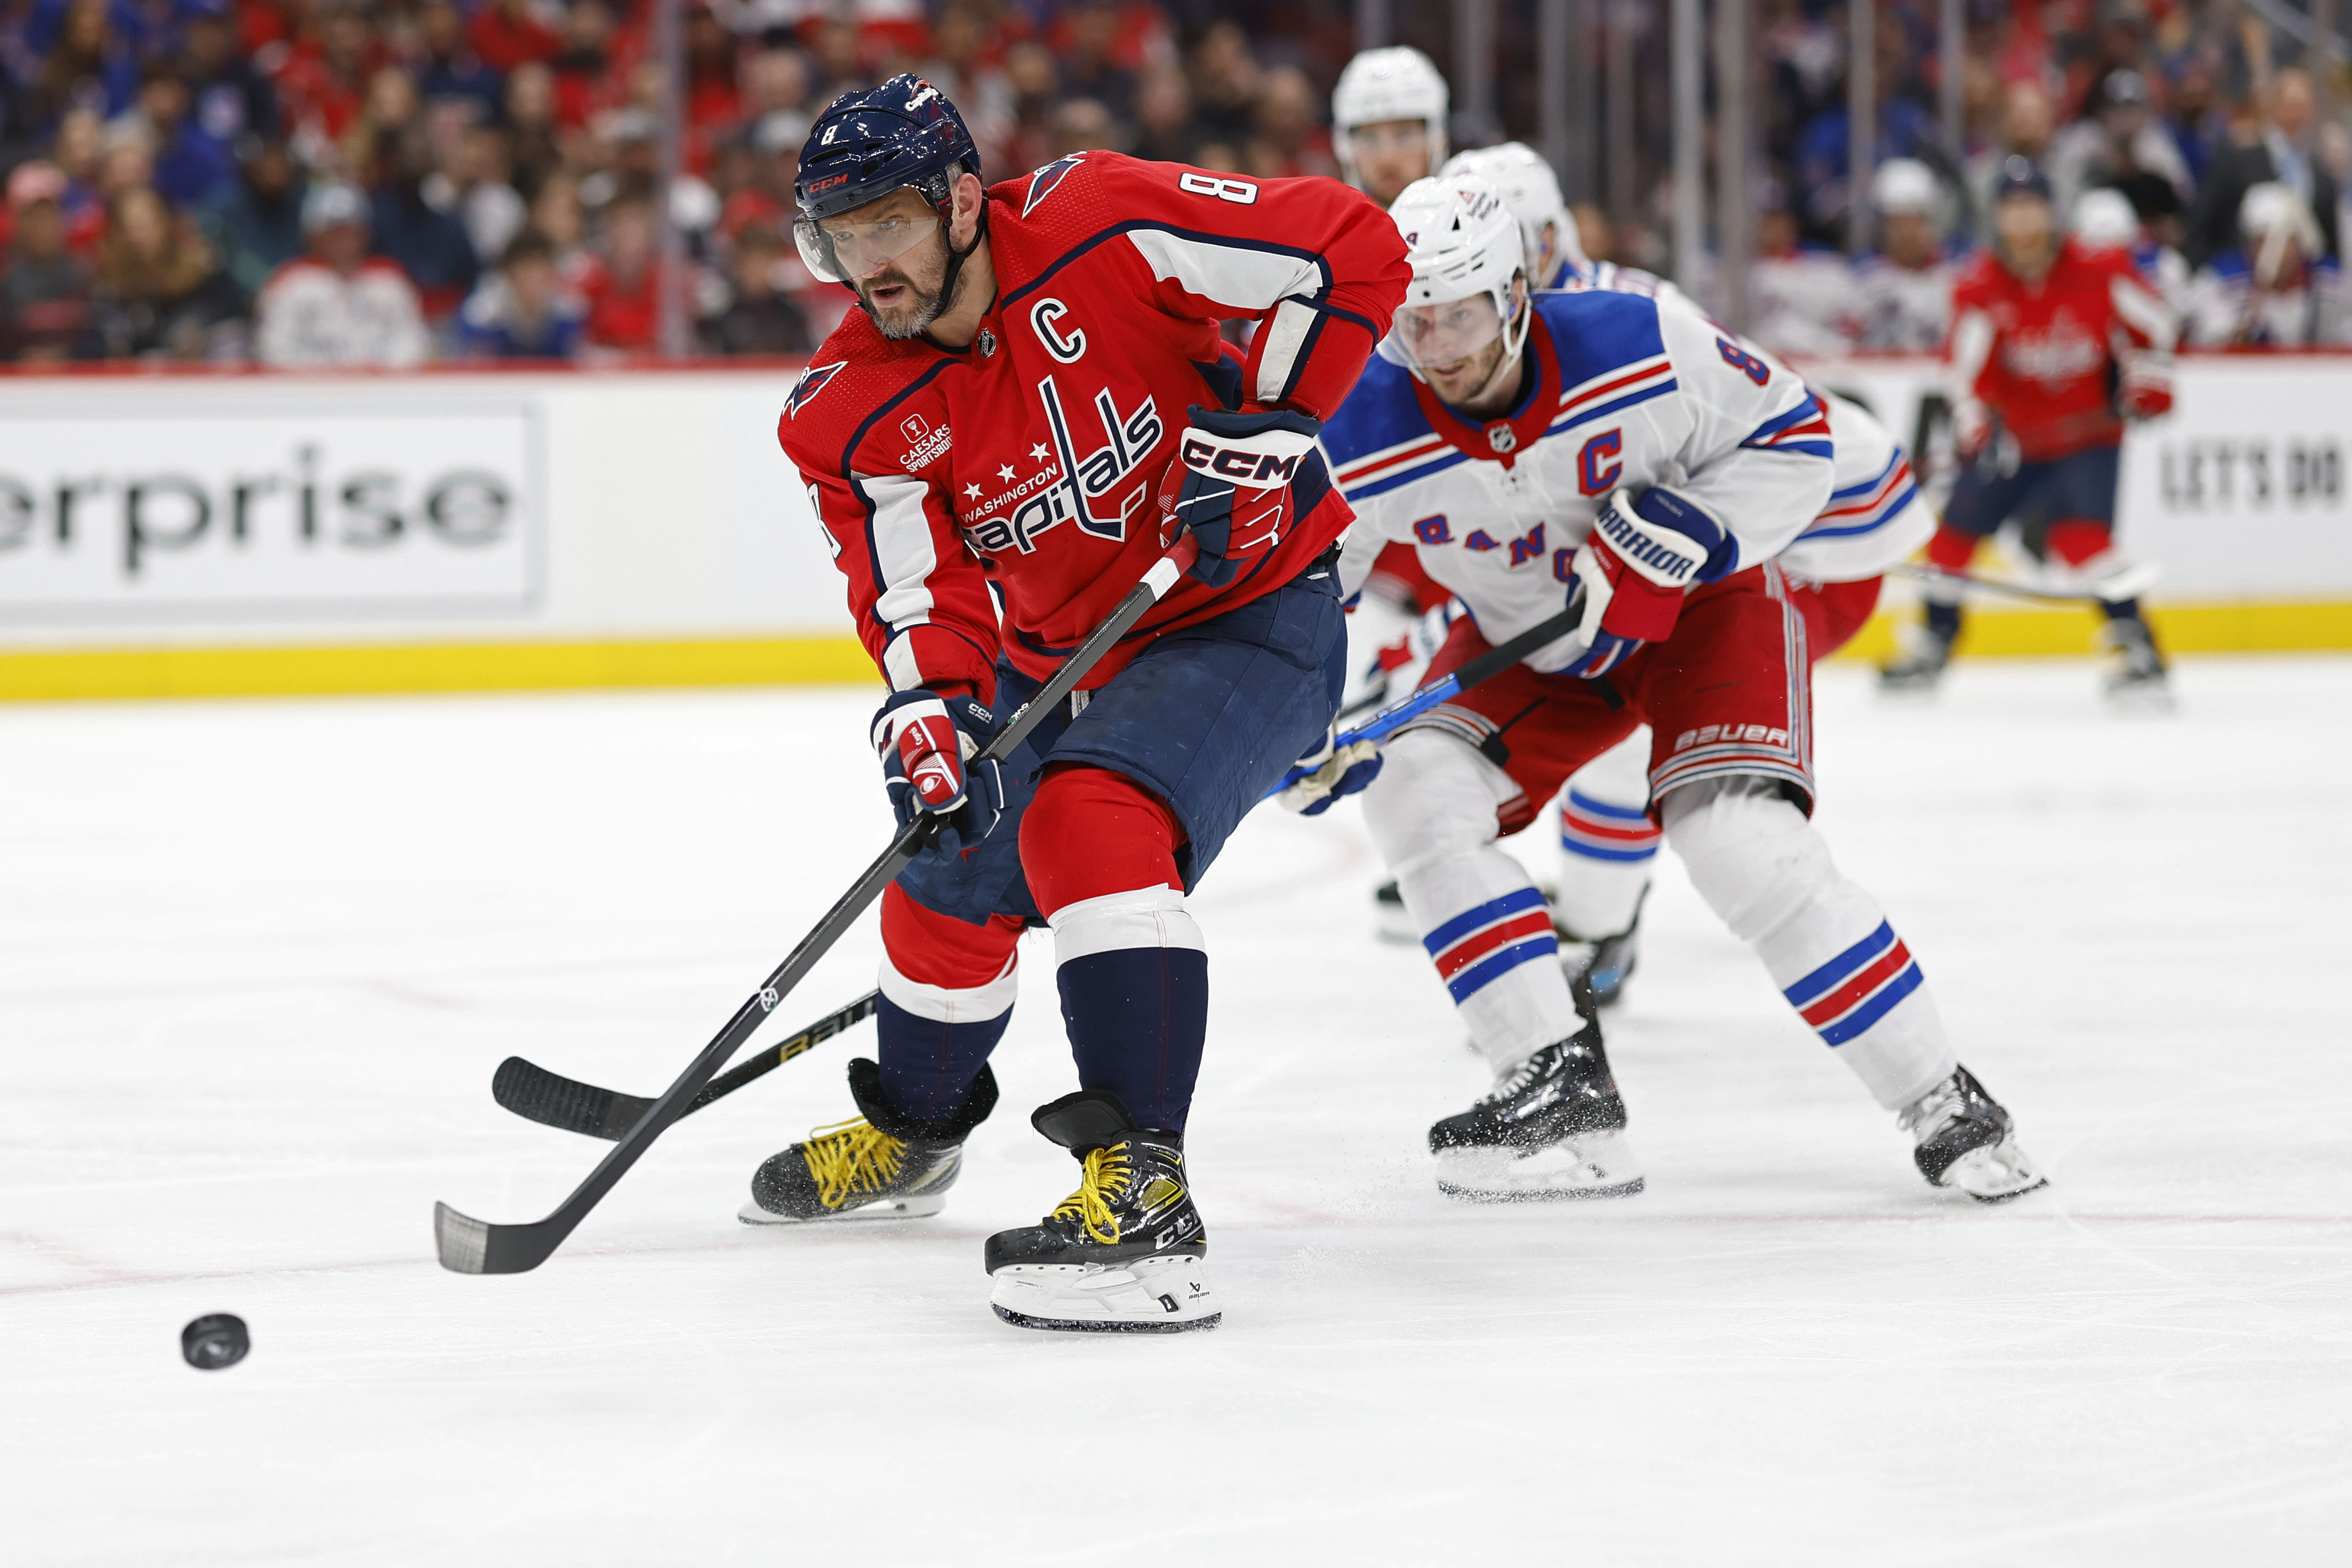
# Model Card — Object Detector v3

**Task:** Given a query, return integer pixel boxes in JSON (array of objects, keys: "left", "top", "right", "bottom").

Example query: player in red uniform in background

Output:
[
  {"left": 1883, "top": 159, "right": 2178, "bottom": 702},
  {"left": 756, "top": 78, "right": 1407, "bottom": 1331}
]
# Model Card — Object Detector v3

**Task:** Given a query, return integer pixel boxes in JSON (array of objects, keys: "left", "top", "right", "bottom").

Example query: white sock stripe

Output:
[
  {"left": 1050, "top": 884, "right": 1205, "bottom": 963},
  {"left": 878, "top": 950, "right": 1019, "bottom": 1024}
]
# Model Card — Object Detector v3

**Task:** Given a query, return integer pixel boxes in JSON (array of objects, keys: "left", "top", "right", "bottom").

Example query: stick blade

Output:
[
  {"left": 492, "top": 1055, "right": 646, "bottom": 1141},
  {"left": 434, "top": 1201, "right": 559, "bottom": 1276},
  {"left": 434, "top": 1201, "right": 494, "bottom": 1274}
]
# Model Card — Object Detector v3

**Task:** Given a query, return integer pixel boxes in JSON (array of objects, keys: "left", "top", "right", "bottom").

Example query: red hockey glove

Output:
[
  {"left": 2119, "top": 353, "right": 2174, "bottom": 422},
  {"left": 1158, "top": 405, "right": 1321, "bottom": 588},
  {"left": 1541, "top": 487, "right": 1728, "bottom": 680},
  {"left": 870, "top": 688, "right": 1004, "bottom": 857}
]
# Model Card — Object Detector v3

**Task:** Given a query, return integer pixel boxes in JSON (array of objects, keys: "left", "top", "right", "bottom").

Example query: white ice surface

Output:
[{"left": 5, "top": 658, "right": 2349, "bottom": 1565}]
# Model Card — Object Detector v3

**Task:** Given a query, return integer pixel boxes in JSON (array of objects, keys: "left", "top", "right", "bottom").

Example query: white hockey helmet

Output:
[
  {"left": 1442, "top": 141, "right": 1587, "bottom": 283},
  {"left": 1333, "top": 46, "right": 1450, "bottom": 188},
  {"left": 1379, "top": 173, "right": 1532, "bottom": 375},
  {"left": 2069, "top": 187, "right": 2140, "bottom": 248},
  {"left": 1871, "top": 157, "right": 1941, "bottom": 217}
]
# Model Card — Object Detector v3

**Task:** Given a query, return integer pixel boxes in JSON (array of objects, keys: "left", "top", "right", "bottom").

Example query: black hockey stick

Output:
[
  {"left": 491, "top": 990, "right": 881, "bottom": 1141},
  {"left": 434, "top": 535, "right": 1202, "bottom": 1276}
]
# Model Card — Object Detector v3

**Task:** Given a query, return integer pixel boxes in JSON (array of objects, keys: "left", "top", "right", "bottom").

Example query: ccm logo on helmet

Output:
[{"left": 807, "top": 173, "right": 849, "bottom": 192}]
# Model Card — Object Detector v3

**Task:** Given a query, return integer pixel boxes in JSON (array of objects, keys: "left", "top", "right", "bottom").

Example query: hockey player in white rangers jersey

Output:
[{"left": 1294, "top": 173, "right": 2047, "bottom": 1205}]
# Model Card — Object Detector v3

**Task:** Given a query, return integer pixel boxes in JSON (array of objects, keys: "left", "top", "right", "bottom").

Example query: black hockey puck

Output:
[{"left": 180, "top": 1313, "right": 250, "bottom": 1371}]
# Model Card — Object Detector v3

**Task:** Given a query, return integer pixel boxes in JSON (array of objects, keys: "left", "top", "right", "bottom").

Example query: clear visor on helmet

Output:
[
  {"left": 1379, "top": 290, "right": 1507, "bottom": 370},
  {"left": 1347, "top": 120, "right": 1431, "bottom": 160},
  {"left": 794, "top": 206, "right": 941, "bottom": 284}
]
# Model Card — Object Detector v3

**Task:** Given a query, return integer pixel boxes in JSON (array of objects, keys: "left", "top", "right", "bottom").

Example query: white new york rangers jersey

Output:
[{"left": 1326, "top": 290, "right": 1837, "bottom": 651}]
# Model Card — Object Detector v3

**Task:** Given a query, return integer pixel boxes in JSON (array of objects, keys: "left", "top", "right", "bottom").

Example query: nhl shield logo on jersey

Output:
[
  {"left": 1486, "top": 422, "right": 1518, "bottom": 454},
  {"left": 786, "top": 361, "right": 847, "bottom": 419}
]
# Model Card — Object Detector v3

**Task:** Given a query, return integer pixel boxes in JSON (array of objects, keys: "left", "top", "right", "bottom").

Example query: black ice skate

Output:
[
  {"left": 1898, "top": 1064, "right": 2047, "bottom": 1203},
  {"left": 2097, "top": 617, "right": 2173, "bottom": 710},
  {"left": 1557, "top": 894, "right": 1643, "bottom": 1010},
  {"left": 1877, "top": 623, "right": 1955, "bottom": 694},
  {"left": 985, "top": 1091, "right": 1217, "bottom": 1333},
  {"left": 1429, "top": 1003, "right": 1644, "bottom": 1201},
  {"left": 739, "top": 1059, "right": 995, "bottom": 1225}
]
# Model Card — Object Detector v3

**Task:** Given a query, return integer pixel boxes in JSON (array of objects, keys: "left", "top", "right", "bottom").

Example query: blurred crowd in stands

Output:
[
  {"left": 3, "top": 0, "right": 2350, "bottom": 367},
  {"left": 1731, "top": 1, "right": 2352, "bottom": 355}
]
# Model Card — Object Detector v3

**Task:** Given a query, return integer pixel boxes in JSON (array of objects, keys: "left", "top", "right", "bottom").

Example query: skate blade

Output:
[
  {"left": 1937, "top": 1139, "right": 2049, "bottom": 1205},
  {"left": 1435, "top": 1130, "right": 1646, "bottom": 1203},
  {"left": 988, "top": 1255, "right": 1218, "bottom": 1331},
  {"left": 736, "top": 1192, "right": 947, "bottom": 1226}
]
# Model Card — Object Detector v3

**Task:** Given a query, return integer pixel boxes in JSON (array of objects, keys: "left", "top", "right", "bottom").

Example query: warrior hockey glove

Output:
[
  {"left": 1161, "top": 405, "right": 1322, "bottom": 588},
  {"left": 1278, "top": 723, "right": 1384, "bottom": 816},
  {"left": 871, "top": 688, "right": 1005, "bottom": 859},
  {"left": 1546, "top": 486, "right": 1731, "bottom": 680}
]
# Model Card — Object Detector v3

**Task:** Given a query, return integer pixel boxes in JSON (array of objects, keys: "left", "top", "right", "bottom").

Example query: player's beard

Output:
[{"left": 858, "top": 242, "right": 963, "bottom": 340}]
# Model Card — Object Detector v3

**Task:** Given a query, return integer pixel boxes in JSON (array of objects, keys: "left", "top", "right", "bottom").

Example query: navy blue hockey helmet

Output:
[
  {"left": 794, "top": 74, "right": 981, "bottom": 286},
  {"left": 1992, "top": 155, "right": 2053, "bottom": 205}
]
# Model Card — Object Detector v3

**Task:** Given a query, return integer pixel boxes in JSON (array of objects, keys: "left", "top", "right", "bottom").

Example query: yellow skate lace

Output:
[
  {"left": 799, "top": 1118, "right": 908, "bottom": 1209},
  {"left": 1051, "top": 1142, "right": 1135, "bottom": 1244}
]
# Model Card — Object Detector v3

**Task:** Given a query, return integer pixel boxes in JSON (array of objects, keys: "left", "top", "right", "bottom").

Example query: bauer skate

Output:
[
  {"left": 985, "top": 1091, "right": 1217, "bottom": 1333},
  {"left": 1429, "top": 1005, "right": 1644, "bottom": 1202},
  {"left": 1898, "top": 1065, "right": 2046, "bottom": 1203},
  {"left": 739, "top": 1059, "right": 995, "bottom": 1225},
  {"left": 1877, "top": 623, "right": 1954, "bottom": 694},
  {"left": 2097, "top": 617, "right": 2173, "bottom": 712}
]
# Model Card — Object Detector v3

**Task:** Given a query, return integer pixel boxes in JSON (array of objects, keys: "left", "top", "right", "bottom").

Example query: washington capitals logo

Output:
[
  {"left": 1023, "top": 155, "right": 1087, "bottom": 218},
  {"left": 786, "top": 361, "right": 847, "bottom": 419}
]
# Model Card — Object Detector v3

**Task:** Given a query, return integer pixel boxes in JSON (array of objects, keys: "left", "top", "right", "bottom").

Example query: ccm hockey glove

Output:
[
  {"left": 1160, "top": 405, "right": 1322, "bottom": 588},
  {"left": 1551, "top": 486, "right": 1731, "bottom": 680},
  {"left": 871, "top": 688, "right": 1005, "bottom": 859}
]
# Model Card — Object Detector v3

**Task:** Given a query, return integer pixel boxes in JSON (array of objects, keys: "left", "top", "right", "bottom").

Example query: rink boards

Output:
[{"left": 1, "top": 356, "right": 2347, "bottom": 699}]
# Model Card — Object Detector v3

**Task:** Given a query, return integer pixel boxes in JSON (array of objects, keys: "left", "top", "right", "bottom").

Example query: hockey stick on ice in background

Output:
[
  {"left": 434, "top": 534, "right": 1203, "bottom": 1277},
  {"left": 1267, "top": 587, "right": 1590, "bottom": 799},
  {"left": 1892, "top": 560, "right": 2163, "bottom": 607},
  {"left": 491, "top": 990, "right": 881, "bottom": 1141}
]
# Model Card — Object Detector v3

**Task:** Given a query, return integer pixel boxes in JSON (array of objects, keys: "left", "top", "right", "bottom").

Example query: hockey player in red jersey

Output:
[
  {"left": 749, "top": 76, "right": 1408, "bottom": 1332},
  {"left": 1884, "top": 158, "right": 2177, "bottom": 702}
]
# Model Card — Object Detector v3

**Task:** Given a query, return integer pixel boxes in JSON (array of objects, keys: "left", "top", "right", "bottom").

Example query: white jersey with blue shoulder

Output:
[
  {"left": 1327, "top": 288, "right": 1836, "bottom": 655},
  {"left": 1551, "top": 260, "right": 1930, "bottom": 582}
]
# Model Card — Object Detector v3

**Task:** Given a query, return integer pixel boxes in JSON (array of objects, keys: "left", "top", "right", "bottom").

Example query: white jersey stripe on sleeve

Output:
[
  {"left": 1255, "top": 298, "right": 1321, "bottom": 405},
  {"left": 1123, "top": 229, "right": 1326, "bottom": 315},
  {"left": 858, "top": 470, "right": 938, "bottom": 635}
]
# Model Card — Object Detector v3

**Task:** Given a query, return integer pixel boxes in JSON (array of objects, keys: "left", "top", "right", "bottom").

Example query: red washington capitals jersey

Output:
[
  {"left": 777, "top": 152, "right": 1409, "bottom": 702},
  {"left": 1946, "top": 237, "right": 2174, "bottom": 463}
]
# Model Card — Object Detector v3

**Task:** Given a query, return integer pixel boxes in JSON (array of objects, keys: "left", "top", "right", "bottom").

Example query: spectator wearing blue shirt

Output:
[
  {"left": 129, "top": 62, "right": 235, "bottom": 208},
  {"left": 178, "top": 4, "right": 281, "bottom": 146},
  {"left": 1795, "top": 88, "right": 1941, "bottom": 247},
  {"left": 454, "top": 228, "right": 583, "bottom": 359},
  {"left": 416, "top": 2, "right": 504, "bottom": 123},
  {"left": 198, "top": 134, "right": 306, "bottom": 298}
]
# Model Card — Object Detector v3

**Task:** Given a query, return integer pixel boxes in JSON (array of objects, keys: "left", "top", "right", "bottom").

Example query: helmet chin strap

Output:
[{"left": 850, "top": 194, "right": 991, "bottom": 332}]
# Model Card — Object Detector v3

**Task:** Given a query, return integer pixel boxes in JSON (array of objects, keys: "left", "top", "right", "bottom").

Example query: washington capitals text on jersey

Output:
[{"left": 778, "top": 151, "right": 1411, "bottom": 702}]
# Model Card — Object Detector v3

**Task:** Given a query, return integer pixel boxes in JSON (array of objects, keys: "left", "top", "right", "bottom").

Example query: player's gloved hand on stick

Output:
[
  {"left": 1537, "top": 486, "right": 1729, "bottom": 680},
  {"left": 871, "top": 687, "right": 1004, "bottom": 858},
  {"left": 1161, "top": 405, "right": 1322, "bottom": 587},
  {"left": 1277, "top": 723, "right": 1384, "bottom": 815}
]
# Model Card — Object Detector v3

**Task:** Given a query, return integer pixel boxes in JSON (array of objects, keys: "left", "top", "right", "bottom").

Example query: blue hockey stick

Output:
[{"left": 1269, "top": 590, "right": 1590, "bottom": 799}]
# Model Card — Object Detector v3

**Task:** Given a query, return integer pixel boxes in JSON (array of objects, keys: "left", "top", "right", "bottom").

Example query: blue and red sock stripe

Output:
[
  {"left": 1423, "top": 887, "right": 1561, "bottom": 1004},
  {"left": 1559, "top": 789, "right": 1661, "bottom": 863},
  {"left": 1782, "top": 920, "right": 1926, "bottom": 1046}
]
